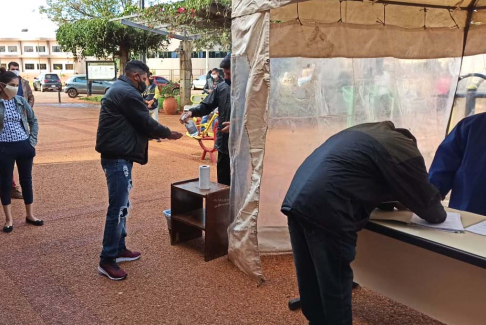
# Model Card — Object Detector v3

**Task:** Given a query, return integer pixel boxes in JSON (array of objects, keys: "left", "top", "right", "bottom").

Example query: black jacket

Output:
[
  {"left": 281, "top": 122, "right": 446, "bottom": 233},
  {"left": 190, "top": 81, "right": 230, "bottom": 154},
  {"left": 95, "top": 75, "right": 172, "bottom": 165}
]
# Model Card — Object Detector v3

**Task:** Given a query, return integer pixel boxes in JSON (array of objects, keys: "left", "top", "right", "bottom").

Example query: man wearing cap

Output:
[{"left": 180, "top": 55, "right": 232, "bottom": 185}]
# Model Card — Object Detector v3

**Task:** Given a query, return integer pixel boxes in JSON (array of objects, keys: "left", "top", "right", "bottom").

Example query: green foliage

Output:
[
  {"left": 56, "top": 19, "right": 168, "bottom": 60},
  {"left": 40, "top": 0, "right": 138, "bottom": 24},
  {"left": 41, "top": 0, "right": 168, "bottom": 69},
  {"left": 158, "top": 82, "right": 180, "bottom": 98},
  {"left": 143, "top": 0, "right": 232, "bottom": 51},
  {"left": 79, "top": 95, "right": 103, "bottom": 102}
]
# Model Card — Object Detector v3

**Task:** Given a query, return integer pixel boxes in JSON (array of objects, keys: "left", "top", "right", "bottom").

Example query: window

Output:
[
  {"left": 158, "top": 51, "right": 172, "bottom": 59},
  {"left": 65, "top": 64, "right": 74, "bottom": 70},
  {"left": 76, "top": 76, "right": 86, "bottom": 82},
  {"left": 191, "top": 51, "right": 206, "bottom": 59},
  {"left": 24, "top": 46, "right": 34, "bottom": 53},
  {"left": 36, "top": 46, "right": 46, "bottom": 53},
  {"left": 37, "top": 63, "right": 47, "bottom": 70},
  {"left": 8, "top": 46, "right": 18, "bottom": 52},
  {"left": 53, "top": 64, "right": 63, "bottom": 70},
  {"left": 52, "top": 46, "right": 62, "bottom": 53},
  {"left": 25, "top": 64, "right": 35, "bottom": 70},
  {"left": 209, "top": 51, "right": 227, "bottom": 58},
  {"left": 0, "top": 46, "right": 5, "bottom": 52}
]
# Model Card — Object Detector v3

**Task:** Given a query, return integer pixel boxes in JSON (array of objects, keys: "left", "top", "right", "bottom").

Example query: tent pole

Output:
[{"left": 445, "top": 0, "right": 479, "bottom": 136}]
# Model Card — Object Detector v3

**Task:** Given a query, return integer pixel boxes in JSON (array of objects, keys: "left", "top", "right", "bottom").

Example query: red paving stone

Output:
[{"left": 0, "top": 92, "right": 444, "bottom": 325}]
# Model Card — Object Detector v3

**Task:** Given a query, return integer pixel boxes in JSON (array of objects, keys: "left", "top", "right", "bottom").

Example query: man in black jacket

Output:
[
  {"left": 95, "top": 60, "right": 182, "bottom": 281},
  {"left": 282, "top": 122, "right": 446, "bottom": 324},
  {"left": 180, "top": 55, "right": 231, "bottom": 185}
]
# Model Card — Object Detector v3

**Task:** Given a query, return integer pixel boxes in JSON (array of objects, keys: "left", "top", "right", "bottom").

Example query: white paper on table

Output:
[
  {"left": 465, "top": 220, "right": 486, "bottom": 236},
  {"left": 411, "top": 212, "right": 464, "bottom": 233}
]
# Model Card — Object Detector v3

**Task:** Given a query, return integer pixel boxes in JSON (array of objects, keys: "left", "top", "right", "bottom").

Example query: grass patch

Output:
[{"left": 79, "top": 95, "right": 103, "bottom": 102}]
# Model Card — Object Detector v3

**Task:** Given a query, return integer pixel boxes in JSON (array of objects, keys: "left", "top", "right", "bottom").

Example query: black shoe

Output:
[
  {"left": 3, "top": 225, "right": 13, "bottom": 233},
  {"left": 26, "top": 218, "right": 44, "bottom": 226}
]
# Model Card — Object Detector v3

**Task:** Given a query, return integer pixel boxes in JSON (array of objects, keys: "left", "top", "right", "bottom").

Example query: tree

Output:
[
  {"left": 40, "top": 0, "right": 168, "bottom": 73},
  {"left": 142, "top": 0, "right": 232, "bottom": 51}
]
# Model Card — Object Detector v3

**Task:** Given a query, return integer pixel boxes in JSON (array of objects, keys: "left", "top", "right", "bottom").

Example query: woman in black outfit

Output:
[{"left": 0, "top": 68, "right": 42, "bottom": 233}]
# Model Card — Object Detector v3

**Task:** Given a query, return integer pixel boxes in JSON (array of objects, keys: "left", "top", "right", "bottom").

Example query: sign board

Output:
[{"left": 86, "top": 61, "right": 117, "bottom": 81}]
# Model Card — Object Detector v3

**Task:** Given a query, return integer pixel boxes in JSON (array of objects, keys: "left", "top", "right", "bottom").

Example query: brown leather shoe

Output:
[{"left": 11, "top": 188, "right": 23, "bottom": 200}]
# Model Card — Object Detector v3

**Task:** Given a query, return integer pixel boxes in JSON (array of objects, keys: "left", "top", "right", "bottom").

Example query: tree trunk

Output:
[
  {"left": 119, "top": 45, "right": 130, "bottom": 75},
  {"left": 180, "top": 40, "right": 193, "bottom": 109}
]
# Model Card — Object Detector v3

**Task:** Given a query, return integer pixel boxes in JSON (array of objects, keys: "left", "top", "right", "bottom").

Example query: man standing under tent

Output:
[
  {"left": 281, "top": 121, "right": 446, "bottom": 324},
  {"left": 96, "top": 60, "right": 183, "bottom": 281},
  {"left": 429, "top": 113, "right": 486, "bottom": 216},
  {"left": 180, "top": 55, "right": 232, "bottom": 185}
]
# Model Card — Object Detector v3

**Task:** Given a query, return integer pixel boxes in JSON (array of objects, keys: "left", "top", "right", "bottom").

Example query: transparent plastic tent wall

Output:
[{"left": 227, "top": 0, "right": 486, "bottom": 282}]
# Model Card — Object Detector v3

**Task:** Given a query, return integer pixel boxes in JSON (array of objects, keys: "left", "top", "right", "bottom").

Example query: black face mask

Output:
[
  {"left": 136, "top": 76, "right": 147, "bottom": 93},
  {"left": 225, "top": 78, "right": 231, "bottom": 86}
]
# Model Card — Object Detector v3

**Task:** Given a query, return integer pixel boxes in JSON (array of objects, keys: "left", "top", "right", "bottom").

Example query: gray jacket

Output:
[{"left": 0, "top": 95, "right": 38, "bottom": 147}]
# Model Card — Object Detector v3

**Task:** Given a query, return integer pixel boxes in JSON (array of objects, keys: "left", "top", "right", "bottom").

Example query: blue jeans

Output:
[
  {"left": 288, "top": 216, "right": 357, "bottom": 325},
  {"left": 100, "top": 159, "right": 133, "bottom": 263}
]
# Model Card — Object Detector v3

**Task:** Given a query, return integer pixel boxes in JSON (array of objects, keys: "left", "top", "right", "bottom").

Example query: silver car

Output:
[{"left": 64, "top": 75, "right": 114, "bottom": 98}]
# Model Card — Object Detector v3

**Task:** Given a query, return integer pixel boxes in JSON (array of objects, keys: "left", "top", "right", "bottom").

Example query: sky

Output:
[
  {"left": 0, "top": 0, "right": 59, "bottom": 39},
  {"left": 0, "top": 0, "right": 175, "bottom": 39}
]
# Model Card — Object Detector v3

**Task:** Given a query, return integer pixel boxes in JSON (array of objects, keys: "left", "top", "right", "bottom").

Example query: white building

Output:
[
  {"left": 0, "top": 37, "right": 81, "bottom": 80},
  {"left": 0, "top": 35, "right": 227, "bottom": 82},
  {"left": 146, "top": 39, "right": 229, "bottom": 81}
]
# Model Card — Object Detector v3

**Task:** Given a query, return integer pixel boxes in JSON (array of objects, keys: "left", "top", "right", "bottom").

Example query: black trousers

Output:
[
  {"left": 0, "top": 140, "right": 35, "bottom": 205},
  {"left": 217, "top": 151, "right": 231, "bottom": 186},
  {"left": 288, "top": 216, "right": 357, "bottom": 325}
]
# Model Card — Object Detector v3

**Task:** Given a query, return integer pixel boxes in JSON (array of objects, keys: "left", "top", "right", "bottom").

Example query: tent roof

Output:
[{"left": 234, "top": 0, "right": 486, "bottom": 18}]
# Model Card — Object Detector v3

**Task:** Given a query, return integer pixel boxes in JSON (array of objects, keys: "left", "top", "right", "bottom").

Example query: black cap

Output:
[{"left": 220, "top": 54, "right": 231, "bottom": 69}]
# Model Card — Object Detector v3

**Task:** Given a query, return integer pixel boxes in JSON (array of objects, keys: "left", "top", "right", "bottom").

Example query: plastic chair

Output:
[{"left": 185, "top": 113, "right": 219, "bottom": 163}]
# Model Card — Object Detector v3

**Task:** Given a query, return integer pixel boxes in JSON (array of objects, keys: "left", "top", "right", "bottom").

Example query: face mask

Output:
[
  {"left": 0, "top": 83, "right": 18, "bottom": 99},
  {"left": 136, "top": 77, "right": 147, "bottom": 93},
  {"left": 11, "top": 70, "right": 20, "bottom": 77},
  {"left": 211, "top": 74, "right": 218, "bottom": 80}
]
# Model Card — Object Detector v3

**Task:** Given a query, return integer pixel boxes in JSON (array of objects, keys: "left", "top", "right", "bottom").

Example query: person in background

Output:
[
  {"left": 95, "top": 60, "right": 183, "bottom": 281},
  {"left": 281, "top": 122, "right": 446, "bottom": 325},
  {"left": 204, "top": 68, "right": 223, "bottom": 94},
  {"left": 0, "top": 67, "right": 42, "bottom": 233},
  {"left": 143, "top": 73, "right": 161, "bottom": 142},
  {"left": 180, "top": 55, "right": 232, "bottom": 185},
  {"left": 7, "top": 62, "right": 35, "bottom": 199},
  {"left": 429, "top": 113, "right": 486, "bottom": 216}
]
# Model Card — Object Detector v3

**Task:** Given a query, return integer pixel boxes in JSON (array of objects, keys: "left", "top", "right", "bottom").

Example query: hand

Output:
[
  {"left": 221, "top": 121, "right": 230, "bottom": 134},
  {"left": 168, "top": 131, "right": 183, "bottom": 140},
  {"left": 208, "top": 89, "right": 213, "bottom": 94},
  {"left": 179, "top": 111, "right": 192, "bottom": 124},
  {"left": 148, "top": 100, "right": 155, "bottom": 106}
]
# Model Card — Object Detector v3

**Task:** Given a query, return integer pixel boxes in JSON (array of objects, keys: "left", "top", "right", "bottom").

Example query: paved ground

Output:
[{"left": 0, "top": 92, "right": 444, "bottom": 325}]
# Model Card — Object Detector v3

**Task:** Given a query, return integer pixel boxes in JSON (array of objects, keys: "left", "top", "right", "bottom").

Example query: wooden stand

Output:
[{"left": 170, "top": 178, "right": 230, "bottom": 262}]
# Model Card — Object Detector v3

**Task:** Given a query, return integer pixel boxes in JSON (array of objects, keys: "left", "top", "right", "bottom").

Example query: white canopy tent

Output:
[{"left": 228, "top": 0, "right": 486, "bottom": 282}]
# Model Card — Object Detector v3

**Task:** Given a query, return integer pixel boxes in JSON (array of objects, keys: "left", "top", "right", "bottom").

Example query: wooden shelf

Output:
[{"left": 172, "top": 208, "right": 206, "bottom": 231}]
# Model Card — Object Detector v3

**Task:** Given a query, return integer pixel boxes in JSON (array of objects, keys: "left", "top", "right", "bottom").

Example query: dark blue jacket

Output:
[{"left": 429, "top": 113, "right": 486, "bottom": 216}]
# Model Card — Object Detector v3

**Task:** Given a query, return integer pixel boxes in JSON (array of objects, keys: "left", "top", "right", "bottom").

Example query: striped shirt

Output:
[{"left": 0, "top": 99, "right": 29, "bottom": 142}]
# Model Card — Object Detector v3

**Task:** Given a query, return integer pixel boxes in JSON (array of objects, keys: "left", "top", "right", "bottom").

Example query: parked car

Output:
[
  {"left": 63, "top": 75, "right": 114, "bottom": 98},
  {"left": 152, "top": 76, "right": 180, "bottom": 90},
  {"left": 33, "top": 73, "right": 62, "bottom": 92},
  {"left": 192, "top": 75, "right": 207, "bottom": 90}
]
